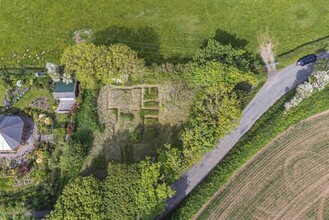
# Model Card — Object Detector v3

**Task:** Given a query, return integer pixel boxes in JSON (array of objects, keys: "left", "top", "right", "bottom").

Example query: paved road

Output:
[{"left": 160, "top": 52, "right": 329, "bottom": 218}]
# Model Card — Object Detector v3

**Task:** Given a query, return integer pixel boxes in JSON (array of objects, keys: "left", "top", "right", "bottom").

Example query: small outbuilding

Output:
[{"left": 53, "top": 81, "right": 78, "bottom": 113}]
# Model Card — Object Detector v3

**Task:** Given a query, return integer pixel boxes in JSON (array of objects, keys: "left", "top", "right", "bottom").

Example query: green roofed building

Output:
[{"left": 53, "top": 81, "right": 78, "bottom": 113}]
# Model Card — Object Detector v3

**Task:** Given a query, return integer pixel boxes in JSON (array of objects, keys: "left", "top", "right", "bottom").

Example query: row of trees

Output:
[{"left": 47, "top": 161, "right": 172, "bottom": 220}]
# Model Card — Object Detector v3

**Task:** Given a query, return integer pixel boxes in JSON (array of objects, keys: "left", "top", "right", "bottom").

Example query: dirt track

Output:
[{"left": 197, "top": 110, "right": 329, "bottom": 220}]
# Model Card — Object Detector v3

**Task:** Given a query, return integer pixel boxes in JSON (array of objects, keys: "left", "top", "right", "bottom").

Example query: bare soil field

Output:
[
  {"left": 84, "top": 82, "right": 195, "bottom": 168},
  {"left": 197, "top": 110, "right": 329, "bottom": 220}
]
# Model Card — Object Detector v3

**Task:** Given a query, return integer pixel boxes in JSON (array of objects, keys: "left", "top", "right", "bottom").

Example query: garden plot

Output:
[
  {"left": 198, "top": 111, "right": 329, "bottom": 220},
  {"left": 86, "top": 83, "right": 195, "bottom": 165}
]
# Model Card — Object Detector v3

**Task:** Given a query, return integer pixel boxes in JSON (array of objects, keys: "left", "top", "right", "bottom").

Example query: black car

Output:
[{"left": 297, "top": 54, "right": 317, "bottom": 66}]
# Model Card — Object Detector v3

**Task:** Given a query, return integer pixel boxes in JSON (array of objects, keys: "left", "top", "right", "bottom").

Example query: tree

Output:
[
  {"left": 187, "top": 61, "right": 258, "bottom": 90},
  {"left": 60, "top": 43, "right": 145, "bottom": 89},
  {"left": 59, "top": 142, "right": 87, "bottom": 177},
  {"left": 157, "top": 144, "right": 183, "bottom": 182},
  {"left": 60, "top": 43, "right": 103, "bottom": 89},
  {"left": 182, "top": 86, "right": 242, "bottom": 164},
  {"left": 136, "top": 157, "right": 174, "bottom": 219},
  {"left": 194, "top": 39, "right": 260, "bottom": 72},
  {"left": 102, "top": 162, "right": 140, "bottom": 219},
  {"left": 103, "top": 43, "right": 145, "bottom": 84},
  {"left": 47, "top": 176, "right": 104, "bottom": 220}
]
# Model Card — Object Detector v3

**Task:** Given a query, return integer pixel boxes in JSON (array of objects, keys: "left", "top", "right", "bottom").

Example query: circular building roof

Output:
[{"left": 0, "top": 116, "right": 24, "bottom": 151}]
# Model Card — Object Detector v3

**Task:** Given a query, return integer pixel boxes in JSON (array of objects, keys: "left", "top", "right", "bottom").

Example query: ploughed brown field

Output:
[{"left": 197, "top": 110, "right": 329, "bottom": 220}]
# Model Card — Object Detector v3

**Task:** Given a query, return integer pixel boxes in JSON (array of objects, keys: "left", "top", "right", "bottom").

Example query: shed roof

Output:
[{"left": 54, "top": 81, "right": 77, "bottom": 93}]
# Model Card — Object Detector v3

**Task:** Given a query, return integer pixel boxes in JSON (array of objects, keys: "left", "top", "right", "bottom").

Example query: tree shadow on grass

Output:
[
  {"left": 94, "top": 26, "right": 163, "bottom": 65},
  {"left": 212, "top": 29, "right": 249, "bottom": 49},
  {"left": 81, "top": 123, "right": 183, "bottom": 179}
]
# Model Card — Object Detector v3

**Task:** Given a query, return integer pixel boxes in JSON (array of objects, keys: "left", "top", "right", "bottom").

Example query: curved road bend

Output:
[{"left": 160, "top": 52, "right": 329, "bottom": 219}]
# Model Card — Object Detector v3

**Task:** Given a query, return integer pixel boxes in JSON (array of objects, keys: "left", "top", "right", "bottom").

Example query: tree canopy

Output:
[
  {"left": 103, "top": 162, "right": 140, "bottom": 220},
  {"left": 47, "top": 176, "right": 104, "bottom": 220},
  {"left": 193, "top": 39, "right": 261, "bottom": 72},
  {"left": 182, "top": 86, "right": 241, "bottom": 164},
  {"left": 136, "top": 158, "right": 174, "bottom": 219},
  {"left": 186, "top": 61, "right": 258, "bottom": 90},
  {"left": 60, "top": 43, "right": 145, "bottom": 89}
]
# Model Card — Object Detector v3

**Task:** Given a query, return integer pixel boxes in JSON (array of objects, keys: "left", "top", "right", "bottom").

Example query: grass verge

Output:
[
  {"left": 170, "top": 86, "right": 329, "bottom": 219},
  {"left": 277, "top": 35, "right": 329, "bottom": 68}
]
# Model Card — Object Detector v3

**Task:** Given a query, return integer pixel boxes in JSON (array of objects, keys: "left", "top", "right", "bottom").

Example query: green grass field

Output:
[{"left": 1, "top": 0, "right": 329, "bottom": 67}]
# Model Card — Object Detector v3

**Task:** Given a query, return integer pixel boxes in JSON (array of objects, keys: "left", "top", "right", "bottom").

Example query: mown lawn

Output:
[
  {"left": 12, "top": 88, "right": 54, "bottom": 110},
  {"left": 1, "top": 0, "right": 329, "bottom": 67}
]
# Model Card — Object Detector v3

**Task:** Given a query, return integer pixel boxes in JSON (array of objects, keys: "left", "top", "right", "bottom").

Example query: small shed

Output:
[{"left": 53, "top": 81, "right": 78, "bottom": 113}]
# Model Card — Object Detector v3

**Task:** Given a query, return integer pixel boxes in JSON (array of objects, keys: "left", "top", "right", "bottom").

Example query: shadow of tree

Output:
[
  {"left": 212, "top": 29, "right": 249, "bottom": 49},
  {"left": 81, "top": 123, "right": 183, "bottom": 178},
  {"left": 284, "top": 63, "right": 315, "bottom": 93},
  {"left": 94, "top": 26, "right": 162, "bottom": 64}
]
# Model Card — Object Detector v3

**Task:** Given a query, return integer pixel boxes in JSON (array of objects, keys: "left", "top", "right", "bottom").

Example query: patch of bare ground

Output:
[
  {"left": 196, "top": 110, "right": 329, "bottom": 220},
  {"left": 82, "top": 82, "right": 195, "bottom": 171}
]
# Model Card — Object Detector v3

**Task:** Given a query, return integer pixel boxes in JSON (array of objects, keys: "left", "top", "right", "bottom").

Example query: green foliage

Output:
[
  {"left": 75, "top": 89, "right": 102, "bottom": 144},
  {"left": 136, "top": 157, "right": 174, "bottom": 219},
  {"left": 140, "top": 109, "right": 159, "bottom": 118},
  {"left": 47, "top": 176, "right": 104, "bottom": 220},
  {"left": 0, "top": 177, "right": 14, "bottom": 191},
  {"left": 157, "top": 144, "right": 183, "bottom": 183},
  {"left": 171, "top": 86, "right": 329, "bottom": 219},
  {"left": 144, "top": 87, "right": 158, "bottom": 100},
  {"left": 121, "top": 112, "right": 135, "bottom": 121},
  {"left": 186, "top": 62, "right": 258, "bottom": 90},
  {"left": 314, "top": 58, "right": 329, "bottom": 72},
  {"left": 194, "top": 39, "right": 261, "bottom": 72},
  {"left": 144, "top": 117, "right": 158, "bottom": 125},
  {"left": 61, "top": 43, "right": 145, "bottom": 89},
  {"left": 144, "top": 101, "right": 159, "bottom": 108},
  {"left": 60, "top": 142, "right": 87, "bottom": 178},
  {"left": 103, "top": 162, "right": 140, "bottom": 219},
  {"left": 91, "top": 155, "right": 107, "bottom": 170},
  {"left": 182, "top": 87, "right": 241, "bottom": 165}
]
